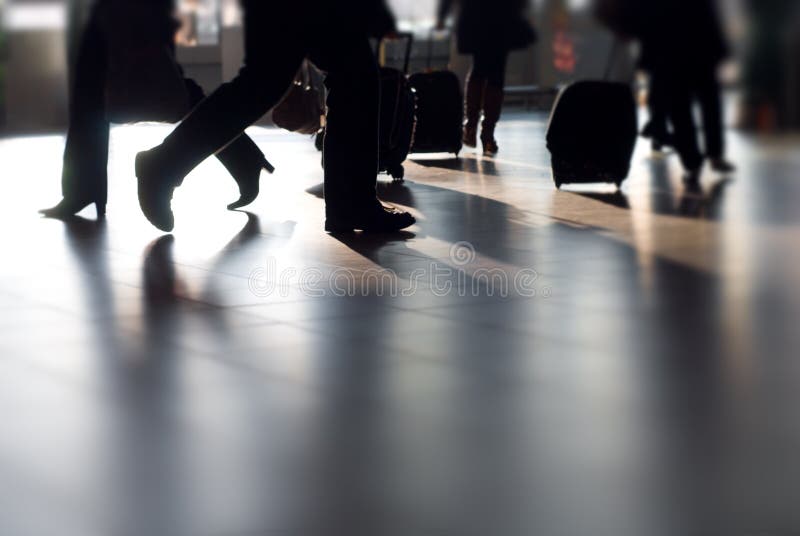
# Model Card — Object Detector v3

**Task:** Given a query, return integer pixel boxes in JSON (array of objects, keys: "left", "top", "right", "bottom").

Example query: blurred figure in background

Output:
[
  {"left": 135, "top": 0, "right": 415, "bottom": 233},
  {"left": 638, "top": 48, "right": 673, "bottom": 154},
  {"left": 638, "top": 0, "right": 736, "bottom": 181},
  {"left": 41, "top": 0, "right": 271, "bottom": 219},
  {"left": 436, "top": 0, "right": 537, "bottom": 156},
  {"left": 740, "top": 0, "right": 797, "bottom": 132}
]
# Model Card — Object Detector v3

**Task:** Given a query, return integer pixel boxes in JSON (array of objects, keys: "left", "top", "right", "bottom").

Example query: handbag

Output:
[
  {"left": 100, "top": 0, "right": 191, "bottom": 124},
  {"left": 272, "top": 60, "right": 326, "bottom": 135}
]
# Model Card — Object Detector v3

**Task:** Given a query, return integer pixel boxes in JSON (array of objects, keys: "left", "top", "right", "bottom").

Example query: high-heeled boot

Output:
[
  {"left": 40, "top": 117, "right": 109, "bottom": 219},
  {"left": 215, "top": 135, "right": 275, "bottom": 210},
  {"left": 41, "top": 11, "right": 109, "bottom": 220},
  {"left": 182, "top": 78, "right": 274, "bottom": 210},
  {"left": 463, "top": 73, "right": 485, "bottom": 148},
  {"left": 480, "top": 85, "right": 505, "bottom": 156}
]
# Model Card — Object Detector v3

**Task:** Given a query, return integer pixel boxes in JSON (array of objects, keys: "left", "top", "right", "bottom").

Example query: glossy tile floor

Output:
[{"left": 2, "top": 113, "right": 800, "bottom": 536}]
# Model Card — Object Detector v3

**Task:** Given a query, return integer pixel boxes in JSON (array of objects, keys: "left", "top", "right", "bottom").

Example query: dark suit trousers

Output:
[
  {"left": 153, "top": 2, "right": 381, "bottom": 217},
  {"left": 657, "top": 69, "right": 725, "bottom": 170},
  {"left": 62, "top": 5, "right": 266, "bottom": 204}
]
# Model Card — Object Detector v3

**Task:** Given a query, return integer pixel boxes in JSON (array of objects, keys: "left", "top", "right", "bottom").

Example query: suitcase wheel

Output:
[{"left": 387, "top": 164, "right": 405, "bottom": 182}]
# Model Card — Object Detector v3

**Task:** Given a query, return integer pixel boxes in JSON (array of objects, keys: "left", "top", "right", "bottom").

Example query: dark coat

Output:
[
  {"left": 314, "top": 0, "right": 397, "bottom": 38},
  {"left": 638, "top": 0, "right": 729, "bottom": 74},
  {"left": 438, "top": 0, "right": 536, "bottom": 54}
]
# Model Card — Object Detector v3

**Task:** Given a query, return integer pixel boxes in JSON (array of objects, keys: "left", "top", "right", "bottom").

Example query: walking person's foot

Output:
[
  {"left": 227, "top": 158, "right": 274, "bottom": 211},
  {"left": 482, "top": 137, "right": 499, "bottom": 157},
  {"left": 325, "top": 203, "right": 416, "bottom": 234},
  {"left": 462, "top": 125, "right": 478, "bottom": 148},
  {"left": 683, "top": 164, "right": 703, "bottom": 186},
  {"left": 710, "top": 158, "right": 736, "bottom": 174},
  {"left": 136, "top": 150, "right": 177, "bottom": 232}
]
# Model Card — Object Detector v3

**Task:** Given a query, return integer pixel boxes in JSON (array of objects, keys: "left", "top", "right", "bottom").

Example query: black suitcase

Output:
[
  {"left": 408, "top": 35, "right": 463, "bottom": 156},
  {"left": 547, "top": 80, "right": 637, "bottom": 189},
  {"left": 376, "top": 33, "right": 417, "bottom": 181},
  {"left": 409, "top": 70, "right": 463, "bottom": 156},
  {"left": 378, "top": 64, "right": 416, "bottom": 181},
  {"left": 316, "top": 34, "right": 416, "bottom": 181}
]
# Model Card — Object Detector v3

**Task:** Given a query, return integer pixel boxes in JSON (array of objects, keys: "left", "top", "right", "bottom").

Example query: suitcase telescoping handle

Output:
[
  {"left": 603, "top": 38, "right": 636, "bottom": 83},
  {"left": 376, "top": 31, "right": 414, "bottom": 75},
  {"left": 426, "top": 29, "right": 451, "bottom": 72}
]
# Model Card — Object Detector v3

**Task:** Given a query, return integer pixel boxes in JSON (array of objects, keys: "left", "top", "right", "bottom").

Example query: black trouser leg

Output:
[
  {"left": 61, "top": 10, "right": 109, "bottom": 205},
  {"left": 645, "top": 74, "right": 670, "bottom": 140},
  {"left": 464, "top": 71, "right": 485, "bottom": 130},
  {"left": 153, "top": 4, "right": 306, "bottom": 185},
  {"left": 309, "top": 31, "right": 380, "bottom": 217},
  {"left": 697, "top": 73, "right": 725, "bottom": 159},
  {"left": 182, "top": 78, "right": 269, "bottom": 182},
  {"left": 472, "top": 48, "right": 508, "bottom": 140},
  {"left": 663, "top": 75, "right": 704, "bottom": 171}
]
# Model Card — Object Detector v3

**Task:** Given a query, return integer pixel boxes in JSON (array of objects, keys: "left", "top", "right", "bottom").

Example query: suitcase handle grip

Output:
[{"left": 377, "top": 31, "right": 414, "bottom": 75}]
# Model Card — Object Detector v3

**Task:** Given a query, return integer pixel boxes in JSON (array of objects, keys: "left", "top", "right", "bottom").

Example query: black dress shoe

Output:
[
  {"left": 683, "top": 165, "right": 703, "bottom": 186},
  {"left": 710, "top": 158, "right": 736, "bottom": 174},
  {"left": 482, "top": 137, "right": 499, "bottom": 157},
  {"left": 325, "top": 204, "right": 416, "bottom": 233},
  {"left": 136, "top": 150, "right": 176, "bottom": 232}
]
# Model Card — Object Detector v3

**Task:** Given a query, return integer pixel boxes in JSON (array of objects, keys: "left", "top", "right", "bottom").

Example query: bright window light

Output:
[{"left": 4, "top": 2, "right": 66, "bottom": 31}]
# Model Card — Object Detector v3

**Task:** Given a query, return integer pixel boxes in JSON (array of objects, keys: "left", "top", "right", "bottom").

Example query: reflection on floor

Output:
[{"left": 1, "top": 114, "right": 800, "bottom": 535}]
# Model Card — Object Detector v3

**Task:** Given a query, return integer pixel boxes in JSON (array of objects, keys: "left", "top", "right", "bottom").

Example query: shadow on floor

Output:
[
  {"left": 571, "top": 156, "right": 734, "bottom": 221},
  {"left": 411, "top": 156, "right": 502, "bottom": 177}
]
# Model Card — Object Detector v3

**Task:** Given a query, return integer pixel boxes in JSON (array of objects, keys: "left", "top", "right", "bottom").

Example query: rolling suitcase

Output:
[
  {"left": 408, "top": 34, "right": 463, "bottom": 156},
  {"left": 546, "top": 43, "right": 638, "bottom": 189},
  {"left": 316, "top": 34, "right": 416, "bottom": 181},
  {"left": 377, "top": 33, "right": 416, "bottom": 181}
]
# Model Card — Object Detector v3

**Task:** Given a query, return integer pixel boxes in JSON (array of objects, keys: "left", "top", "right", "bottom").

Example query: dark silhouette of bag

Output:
[
  {"left": 409, "top": 34, "right": 463, "bottom": 157},
  {"left": 272, "top": 60, "right": 325, "bottom": 135},
  {"left": 100, "top": 0, "right": 191, "bottom": 124},
  {"left": 547, "top": 80, "right": 637, "bottom": 188}
]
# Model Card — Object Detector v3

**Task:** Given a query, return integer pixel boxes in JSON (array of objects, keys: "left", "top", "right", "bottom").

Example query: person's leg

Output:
[
  {"left": 309, "top": 30, "right": 415, "bottom": 232},
  {"left": 463, "top": 55, "right": 487, "bottom": 148},
  {"left": 662, "top": 73, "right": 704, "bottom": 177},
  {"left": 42, "top": 8, "right": 109, "bottom": 217},
  {"left": 642, "top": 72, "right": 672, "bottom": 151},
  {"left": 697, "top": 70, "right": 735, "bottom": 172},
  {"left": 182, "top": 78, "right": 274, "bottom": 210},
  {"left": 137, "top": 2, "right": 306, "bottom": 231},
  {"left": 477, "top": 48, "right": 508, "bottom": 156}
]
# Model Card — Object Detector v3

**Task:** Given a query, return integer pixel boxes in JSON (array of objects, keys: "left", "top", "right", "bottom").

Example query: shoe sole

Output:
[{"left": 325, "top": 218, "right": 416, "bottom": 234}]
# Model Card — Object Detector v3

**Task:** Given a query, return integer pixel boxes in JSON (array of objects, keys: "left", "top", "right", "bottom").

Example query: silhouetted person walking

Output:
[
  {"left": 639, "top": 0, "right": 735, "bottom": 181},
  {"left": 135, "top": 0, "right": 415, "bottom": 233},
  {"left": 41, "top": 0, "right": 271, "bottom": 219},
  {"left": 639, "top": 46, "right": 673, "bottom": 153},
  {"left": 436, "top": 0, "right": 536, "bottom": 156}
]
